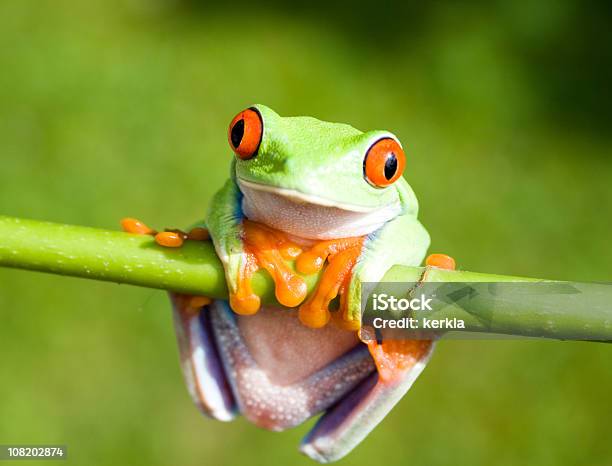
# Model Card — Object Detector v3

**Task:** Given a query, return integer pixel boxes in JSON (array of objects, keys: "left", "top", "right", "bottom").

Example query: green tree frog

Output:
[{"left": 123, "top": 105, "right": 455, "bottom": 462}]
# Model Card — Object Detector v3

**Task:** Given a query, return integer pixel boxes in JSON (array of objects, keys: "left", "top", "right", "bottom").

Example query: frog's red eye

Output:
[
  {"left": 363, "top": 138, "right": 405, "bottom": 188},
  {"left": 228, "top": 108, "right": 263, "bottom": 160}
]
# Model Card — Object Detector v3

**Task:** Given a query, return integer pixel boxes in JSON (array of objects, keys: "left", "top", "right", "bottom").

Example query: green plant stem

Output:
[
  {"left": 0, "top": 216, "right": 318, "bottom": 304},
  {"left": 0, "top": 215, "right": 610, "bottom": 341}
]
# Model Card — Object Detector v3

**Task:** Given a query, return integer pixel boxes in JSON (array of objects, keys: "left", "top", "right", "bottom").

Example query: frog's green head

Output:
[{"left": 227, "top": 105, "right": 419, "bottom": 239}]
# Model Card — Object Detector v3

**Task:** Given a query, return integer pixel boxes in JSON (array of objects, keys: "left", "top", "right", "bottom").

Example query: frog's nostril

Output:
[{"left": 278, "top": 157, "right": 292, "bottom": 173}]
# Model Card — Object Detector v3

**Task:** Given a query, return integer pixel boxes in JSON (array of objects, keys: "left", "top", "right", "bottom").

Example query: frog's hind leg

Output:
[
  {"left": 171, "top": 294, "right": 237, "bottom": 421},
  {"left": 300, "top": 338, "right": 434, "bottom": 462}
]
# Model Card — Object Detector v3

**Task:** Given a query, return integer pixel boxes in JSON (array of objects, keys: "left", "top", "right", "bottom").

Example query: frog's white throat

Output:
[{"left": 237, "top": 178, "right": 401, "bottom": 240}]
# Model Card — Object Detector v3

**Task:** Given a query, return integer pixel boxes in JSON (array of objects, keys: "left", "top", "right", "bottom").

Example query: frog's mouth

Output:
[
  {"left": 172, "top": 296, "right": 433, "bottom": 463},
  {"left": 237, "top": 178, "right": 401, "bottom": 240}
]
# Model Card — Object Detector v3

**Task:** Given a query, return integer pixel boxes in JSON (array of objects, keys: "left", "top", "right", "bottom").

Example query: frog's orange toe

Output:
[
  {"left": 280, "top": 244, "right": 302, "bottom": 260},
  {"left": 155, "top": 231, "right": 184, "bottom": 248},
  {"left": 425, "top": 253, "right": 456, "bottom": 270},
  {"left": 121, "top": 217, "right": 156, "bottom": 235},
  {"left": 276, "top": 275, "right": 308, "bottom": 308},
  {"left": 295, "top": 251, "right": 325, "bottom": 275},
  {"left": 298, "top": 305, "right": 331, "bottom": 328},
  {"left": 229, "top": 292, "right": 261, "bottom": 316}
]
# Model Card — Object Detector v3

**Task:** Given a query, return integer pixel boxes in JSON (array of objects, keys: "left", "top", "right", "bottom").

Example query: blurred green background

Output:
[{"left": 1, "top": 0, "right": 611, "bottom": 465}]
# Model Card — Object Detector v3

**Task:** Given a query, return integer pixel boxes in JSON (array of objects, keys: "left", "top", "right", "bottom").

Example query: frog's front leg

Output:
[
  {"left": 206, "top": 178, "right": 308, "bottom": 315},
  {"left": 295, "top": 214, "right": 431, "bottom": 331}
]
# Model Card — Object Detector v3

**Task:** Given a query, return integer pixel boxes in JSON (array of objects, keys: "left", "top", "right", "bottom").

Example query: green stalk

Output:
[
  {"left": 0, "top": 215, "right": 610, "bottom": 341},
  {"left": 0, "top": 216, "right": 318, "bottom": 304}
]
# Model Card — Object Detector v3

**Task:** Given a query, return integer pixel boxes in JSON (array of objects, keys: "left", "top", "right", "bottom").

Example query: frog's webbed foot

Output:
[
  {"left": 295, "top": 237, "right": 365, "bottom": 329},
  {"left": 120, "top": 217, "right": 209, "bottom": 248},
  {"left": 227, "top": 221, "right": 367, "bottom": 330},
  {"left": 229, "top": 220, "right": 308, "bottom": 315}
]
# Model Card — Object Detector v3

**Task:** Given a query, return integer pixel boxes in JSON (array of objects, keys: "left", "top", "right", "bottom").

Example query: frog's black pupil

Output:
[
  {"left": 231, "top": 119, "right": 245, "bottom": 148},
  {"left": 384, "top": 153, "right": 398, "bottom": 180}
]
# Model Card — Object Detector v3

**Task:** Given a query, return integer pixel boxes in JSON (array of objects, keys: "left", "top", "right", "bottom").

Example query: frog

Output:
[{"left": 122, "top": 105, "right": 455, "bottom": 462}]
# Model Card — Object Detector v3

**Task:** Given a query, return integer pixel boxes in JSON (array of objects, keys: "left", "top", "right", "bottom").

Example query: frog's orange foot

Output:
[
  {"left": 297, "top": 237, "right": 365, "bottom": 329},
  {"left": 229, "top": 221, "right": 365, "bottom": 326},
  {"left": 121, "top": 217, "right": 157, "bottom": 236},
  {"left": 230, "top": 220, "right": 309, "bottom": 315},
  {"left": 120, "top": 218, "right": 209, "bottom": 248},
  {"left": 363, "top": 338, "right": 432, "bottom": 383},
  {"left": 425, "top": 253, "right": 456, "bottom": 270}
]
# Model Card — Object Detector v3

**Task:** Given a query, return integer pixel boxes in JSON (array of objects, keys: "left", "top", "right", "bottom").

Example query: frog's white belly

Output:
[{"left": 238, "top": 179, "right": 400, "bottom": 239}]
